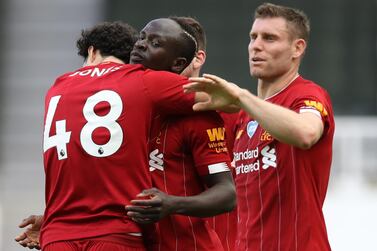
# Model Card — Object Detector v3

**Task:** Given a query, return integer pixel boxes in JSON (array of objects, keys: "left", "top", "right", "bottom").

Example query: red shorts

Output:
[
  {"left": 43, "top": 234, "right": 146, "bottom": 251},
  {"left": 43, "top": 240, "right": 146, "bottom": 251}
]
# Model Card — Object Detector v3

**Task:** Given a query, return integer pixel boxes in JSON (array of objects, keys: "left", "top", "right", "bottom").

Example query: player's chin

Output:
[{"left": 250, "top": 69, "right": 263, "bottom": 78}]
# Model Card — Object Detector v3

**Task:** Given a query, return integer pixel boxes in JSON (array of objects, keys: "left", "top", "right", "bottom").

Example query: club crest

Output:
[{"left": 247, "top": 120, "right": 258, "bottom": 138}]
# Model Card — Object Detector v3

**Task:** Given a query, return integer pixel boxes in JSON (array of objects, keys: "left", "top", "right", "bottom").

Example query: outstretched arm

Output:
[
  {"left": 184, "top": 74, "right": 324, "bottom": 149},
  {"left": 185, "top": 74, "right": 243, "bottom": 112},
  {"left": 125, "top": 172, "right": 236, "bottom": 224}
]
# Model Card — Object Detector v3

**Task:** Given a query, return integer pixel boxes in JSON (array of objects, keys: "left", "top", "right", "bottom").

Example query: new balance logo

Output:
[
  {"left": 206, "top": 127, "right": 225, "bottom": 141},
  {"left": 149, "top": 149, "right": 164, "bottom": 172},
  {"left": 261, "top": 145, "right": 277, "bottom": 169}
]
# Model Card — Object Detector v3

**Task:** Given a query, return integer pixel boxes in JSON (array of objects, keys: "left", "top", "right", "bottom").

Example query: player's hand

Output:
[
  {"left": 183, "top": 73, "right": 242, "bottom": 112},
  {"left": 125, "top": 188, "right": 175, "bottom": 224},
  {"left": 15, "top": 214, "right": 43, "bottom": 250}
]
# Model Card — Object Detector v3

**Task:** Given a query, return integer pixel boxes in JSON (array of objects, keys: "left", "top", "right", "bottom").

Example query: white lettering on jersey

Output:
[
  {"left": 234, "top": 144, "right": 277, "bottom": 175},
  {"left": 236, "top": 161, "right": 260, "bottom": 175},
  {"left": 69, "top": 65, "right": 123, "bottom": 78},
  {"left": 43, "top": 96, "right": 72, "bottom": 160},
  {"left": 233, "top": 147, "right": 259, "bottom": 162},
  {"left": 149, "top": 149, "right": 164, "bottom": 172}
]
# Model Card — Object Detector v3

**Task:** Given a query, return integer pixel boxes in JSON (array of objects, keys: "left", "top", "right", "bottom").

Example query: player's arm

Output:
[
  {"left": 144, "top": 71, "right": 238, "bottom": 116},
  {"left": 185, "top": 74, "right": 324, "bottom": 149},
  {"left": 15, "top": 214, "right": 43, "bottom": 250},
  {"left": 237, "top": 90, "right": 324, "bottom": 149},
  {"left": 125, "top": 171, "right": 235, "bottom": 224}
]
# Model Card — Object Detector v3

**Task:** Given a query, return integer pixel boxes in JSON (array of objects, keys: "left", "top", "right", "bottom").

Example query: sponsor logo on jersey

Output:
[
  {"left": 261, "top": 145, "right": 277, "bottom": 169},
  {"left": 206, "top": 127, "right": 228, "bottom": 153},
  {"left": 304, "top": 100, "right": 328, "bottom": 117},
  {"left": 247, "top": 120, "right": 258, "bottom": 138},
  {"left": 206, "top": 127, "right": 225, "bottom": 141},
  {"left": 149, "top": 149, "right": 164, "bottom": 172},
  {"left": 235, "top": 144, "right": 277, "bottom": 175},
  {"left": 233, "top": 147, "right": 259, "bottom": 162}
]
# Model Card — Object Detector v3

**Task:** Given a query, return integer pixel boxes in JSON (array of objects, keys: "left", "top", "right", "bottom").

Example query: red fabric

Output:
[
  {"left": 41, "top": 62, "right": 194, "bottom": 248},
  {"left": 148, "top": 111, "right": 231, "bottom": 251},
  {"left": 43, "top": 238, "right": 146, "bottom": 251},
  {"left": 219, "top": 112, "right": 240, "bottom": 154},
  {"left": 207, "top": 112, "right": 239, "bottom": 251},
  {"left": 209, "top": 209, "right": 237, "bottom": 251},
  {"left": 233, "top": 76, "right": 334, "bottom": 251}
]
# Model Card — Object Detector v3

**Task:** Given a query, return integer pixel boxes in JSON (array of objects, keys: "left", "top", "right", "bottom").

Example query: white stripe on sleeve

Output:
[
  {"left": 299, "top": 107, "right": 321, "bottom": 118},
  {"left": 208, "top": 162, "right": 230, "bottom": 174}
]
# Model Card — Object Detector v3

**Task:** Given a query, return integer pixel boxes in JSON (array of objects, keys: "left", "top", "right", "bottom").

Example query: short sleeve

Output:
[
  {"left": 290, "top": 84, "right": 333, "bottom": 130},
  {"left": 183, "top": 111, "right": 232, "bottom": 176}
]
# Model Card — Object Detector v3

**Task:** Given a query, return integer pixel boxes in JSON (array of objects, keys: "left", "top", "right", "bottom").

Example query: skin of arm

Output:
[
  {"left": 185, "top": 74, "right": 324, "bottom": 150},
  {"left": 237, "top": 88, "right": 324, "bottom": 149},
  {"left": 125, "top": 171, "right": 236, "bottom": 224}
]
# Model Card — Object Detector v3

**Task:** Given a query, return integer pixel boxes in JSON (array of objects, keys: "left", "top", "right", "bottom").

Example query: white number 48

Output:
[{"left": 43, "top": 90, "right": 123, "bottom": 160}]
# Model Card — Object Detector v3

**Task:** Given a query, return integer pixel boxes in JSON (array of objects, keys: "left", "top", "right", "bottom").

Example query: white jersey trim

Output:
[
  {"left": 265, "top": 74, "right": 300, "bottom": 101},
  {"left": 208, "top": 162, "right": 230, "bottom": 174},
  {"left": 299, "top": 107, "right": 322, "bottom": 118}
]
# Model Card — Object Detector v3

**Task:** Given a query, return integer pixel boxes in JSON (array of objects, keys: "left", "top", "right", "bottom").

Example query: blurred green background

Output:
[{"left": 106, "top": 0, "right": 377, "bottom": 115}]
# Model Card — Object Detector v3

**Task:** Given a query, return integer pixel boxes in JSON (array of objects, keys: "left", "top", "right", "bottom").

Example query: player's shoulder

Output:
[
  {"left": 142, "top": 68, "right": 187, "bottom": 82},
  {"left": 218, "top": 111, "right": 240, "bottom": 123},
  {"left": 178, "top": 111, "right": 224, "bottom": 128},
  {"left": 58, "top": 63, "right": 143, "bottom": 78},
  {"left": 293, "top": 76, "right": 326, "bottom": 91},
  {"left": 54, "top": 67, "right": 80, "bottom": 83},
  {"left": 289, "top": 76, "right": 330, "bottom": 97}
]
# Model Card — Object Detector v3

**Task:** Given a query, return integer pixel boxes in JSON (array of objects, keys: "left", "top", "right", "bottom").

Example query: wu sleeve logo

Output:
[
  {"left": 149, "top": 149, "right": 164, "bottom": 172},
  {"left": 207, "top": 127, "right": 228, "bottom": 153},
  {"left": 303, "top": 100, "right": 328, "bottom": 117},
  {"left": 206, "top": 127, "right": 225, "bottom": 141}
]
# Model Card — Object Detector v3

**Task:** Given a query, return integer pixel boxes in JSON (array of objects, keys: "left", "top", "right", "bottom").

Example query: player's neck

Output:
[
  {"left": 101, "top": 56, "right": 124, "bottom": 65},
  {"left": 257, "top": 68, "right": 299, "bottom": 100}
]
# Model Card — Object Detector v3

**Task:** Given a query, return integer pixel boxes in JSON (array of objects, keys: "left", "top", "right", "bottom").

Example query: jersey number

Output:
[{"left": 43, "top": 90, "right": 123, "bottom": 160}]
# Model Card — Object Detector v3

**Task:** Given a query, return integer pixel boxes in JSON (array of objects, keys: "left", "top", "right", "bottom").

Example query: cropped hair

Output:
[
  {"left": 169, "top": 16, "right": 206, "bottom": 52},
  {"left": 76, "top": 21, "right": 138, "bottom": 63},
  {"left": 255, "top": 3, "right": 310, "bottom": 42},
  {"left": 168, "top": 17, "right": 199, "bottom": 64}
]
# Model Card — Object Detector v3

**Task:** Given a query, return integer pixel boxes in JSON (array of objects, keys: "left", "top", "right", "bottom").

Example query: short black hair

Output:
[
  {"left": 169, "top": 16, "right": 206, "bottom": 52},
  {"left": 76, "top": 21, "right": 138, "bottom": 63},
  {"left": 168, "top": 17, "right": 198, "bottom": 64}
]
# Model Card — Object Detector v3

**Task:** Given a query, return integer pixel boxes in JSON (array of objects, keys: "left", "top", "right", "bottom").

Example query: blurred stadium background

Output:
[{"left": 0, "top": 0, "right": 376, "bottom": 250}]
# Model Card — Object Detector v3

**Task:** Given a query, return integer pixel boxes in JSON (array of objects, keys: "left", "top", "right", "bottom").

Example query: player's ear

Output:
[
  {"left": 87, "top": 46, "right": 96, "bottom": 65},
  {"left": 192, "top": 50, "right": 206, "bottom": 69},
  {"left": 292, "top": 38, "right": 306, "bottom": 59},
  {"left": 172, "top": 57, "right": 189, "bottom": 74}
]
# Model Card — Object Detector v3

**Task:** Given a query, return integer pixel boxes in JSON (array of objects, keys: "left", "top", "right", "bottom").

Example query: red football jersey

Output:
[
  {"left": 233, "top": 76, "right": 334, "bottom": 251},
  {"left": 209, "top": 112, "right": 239, "bottom": 251},
  {"left": 40, "top": 62, "right": 195, "bottom": 248},
  {"left": 218, "top": 112, "right": 239, "bottom": 154},
  {"left": 148, "top": 111, "right": 232, "bottom": 251}
]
